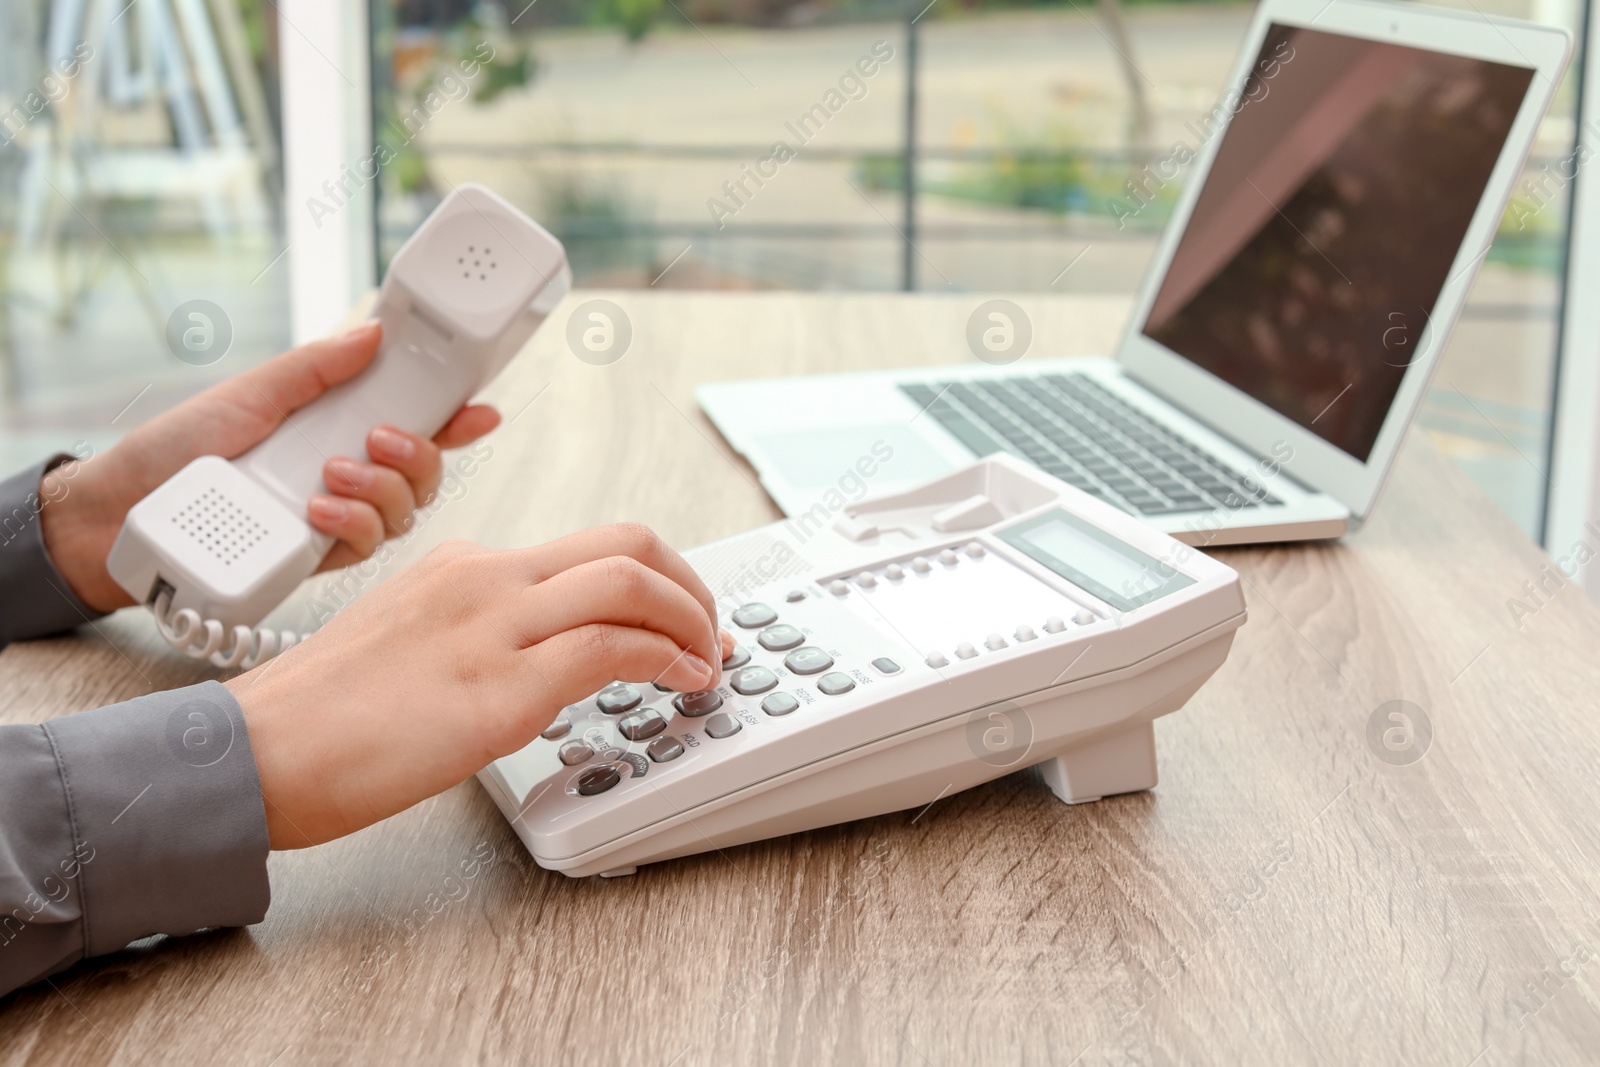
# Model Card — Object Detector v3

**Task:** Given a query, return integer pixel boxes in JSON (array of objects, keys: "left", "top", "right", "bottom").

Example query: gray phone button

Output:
[
  {"left": 758, "top": 624, "right": 805, "bottom": 652},
  {"left": 761, "top": 692, "right": 800, "bottom": 717},
  {"left": 731, "top": 666, "right": 778, "bottom": 695},
  {"left": 731, "top": 603, "right": 778, "bottom": 629},
  {"left": 647, "top": 736, "right": 685, "bottom": 763},
  {"left": 784, "top": 646, "right": 834, "bottom": 675},
  {"left": 818, "top": 672, "right": 857, "bottom": 696},
  {"left": 704, "top": 713, "right": 743, "bottom": 739},
  {"left": 618, "top": 710, "right": 667, "bottom": 742},
  {"left": 674, "top": 690, "right": 723, "bottom": 717},
  {"left": 559, "top": 741, "right": 594, "bottom": 766}
]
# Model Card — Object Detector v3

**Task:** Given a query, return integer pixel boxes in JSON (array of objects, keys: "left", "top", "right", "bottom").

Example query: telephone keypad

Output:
[
  {"left": 552, "top": 597, "right": 910, "bottom": 796},
  {"left": 543, "top": 584, "right": 1103, "bottom": 800}
]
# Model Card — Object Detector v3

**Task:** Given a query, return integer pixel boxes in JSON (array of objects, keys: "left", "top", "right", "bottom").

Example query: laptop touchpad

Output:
[{"left": 754, "top": 425, "right": 952, "bottom": 491}]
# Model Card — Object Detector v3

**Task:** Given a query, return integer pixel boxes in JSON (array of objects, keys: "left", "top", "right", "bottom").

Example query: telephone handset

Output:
[{"left": 107, "top": 184, "right": 570, "bottom": 668}]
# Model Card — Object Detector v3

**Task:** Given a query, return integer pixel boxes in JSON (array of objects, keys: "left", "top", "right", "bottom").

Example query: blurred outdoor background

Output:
[{"left": 0, "top": 0, "right": 1585, "bottom": 540}]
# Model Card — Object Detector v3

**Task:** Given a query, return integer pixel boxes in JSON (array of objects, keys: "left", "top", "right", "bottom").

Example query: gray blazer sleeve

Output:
[
  {"left": 1, "top": 463, "right": 272, "bottom": 998},
  {"left": 0, "top": 458, "right": 107, "bottom": 650},
  {"left": 0, "top": 682, "right": 271, "bottom": 998}
]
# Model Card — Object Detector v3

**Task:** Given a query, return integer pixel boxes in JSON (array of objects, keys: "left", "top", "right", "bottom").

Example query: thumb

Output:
[{"left": 220, "top": 320, "right": 382, "bottom": 421}]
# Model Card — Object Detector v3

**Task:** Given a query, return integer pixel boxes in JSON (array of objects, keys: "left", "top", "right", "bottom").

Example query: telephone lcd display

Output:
[{"left": 997, "top": 510, "right": 1193, "bottom": 611}]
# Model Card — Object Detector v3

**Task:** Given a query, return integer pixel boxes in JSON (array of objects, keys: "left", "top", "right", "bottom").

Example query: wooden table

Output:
[{"left": 4, "top": 292, "right": 1600, "bottom": 1066}]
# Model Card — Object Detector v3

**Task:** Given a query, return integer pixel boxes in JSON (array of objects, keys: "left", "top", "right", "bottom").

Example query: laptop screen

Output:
[{"left": 1141, "top": 24, "right": 1534, "bottom": 463}]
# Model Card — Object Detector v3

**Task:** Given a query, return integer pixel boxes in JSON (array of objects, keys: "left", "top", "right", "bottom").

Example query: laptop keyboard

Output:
[{"left": 899, "top": 372, "right": 1282, "bottom": 517}]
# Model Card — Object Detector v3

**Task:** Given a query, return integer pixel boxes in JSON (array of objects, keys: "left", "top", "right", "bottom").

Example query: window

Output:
[
  {"left": 0, "top": 0, "right": 289, "bottom": 473},
  {"left": 2, "top": 1, "right": 1583, "bottom": 551},
  {"left": 369, "top": 0, "right": 1588, "bottom": 542}
]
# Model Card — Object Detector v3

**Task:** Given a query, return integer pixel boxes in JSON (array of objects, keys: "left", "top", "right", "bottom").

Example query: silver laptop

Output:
[{"left": 698, "top": 0, "right": 1569, "bottom": 547}]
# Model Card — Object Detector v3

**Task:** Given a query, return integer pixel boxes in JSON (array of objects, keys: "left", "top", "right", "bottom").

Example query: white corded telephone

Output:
[
  {"left": 107, "top": 184, "right": 570, "bottom": 667},
  {"left": 479, "top": 454, "right": 1247, "bottom": 878}
]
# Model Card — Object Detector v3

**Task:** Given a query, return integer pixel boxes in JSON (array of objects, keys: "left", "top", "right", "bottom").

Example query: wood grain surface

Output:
[{"left": 3, "top": 292, "right": 1599, "bottom": 1066}]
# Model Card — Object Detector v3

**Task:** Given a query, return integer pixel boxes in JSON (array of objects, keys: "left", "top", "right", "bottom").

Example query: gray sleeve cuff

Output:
[
  {"left": 0, "top": 681, "right": 271, "bottom": 997},
  {"left": 0, "top": 458, "right": 107, "bottom": 648},
  {"left": 42, "top": 680, "right": 271, "bottom": 958}
]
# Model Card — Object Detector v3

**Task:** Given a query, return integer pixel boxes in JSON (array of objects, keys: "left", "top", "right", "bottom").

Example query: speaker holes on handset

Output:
[
  {"left": 171, "top": 487, "right": 268, "bottom": 567},
  {"left": 456, "top": 247, "right": 498, "bottom": 282}
]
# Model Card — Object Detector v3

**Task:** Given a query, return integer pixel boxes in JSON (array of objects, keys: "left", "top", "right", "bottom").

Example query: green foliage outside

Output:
[
  {"left": 380, "top": 19, "right": 539, "bottom": 194},
  {"left": 605, "top": 0, "right": 668, "bottom": 42},
  {"left": 858, "top": 108, "right": 1174, "bottom": 233}
]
